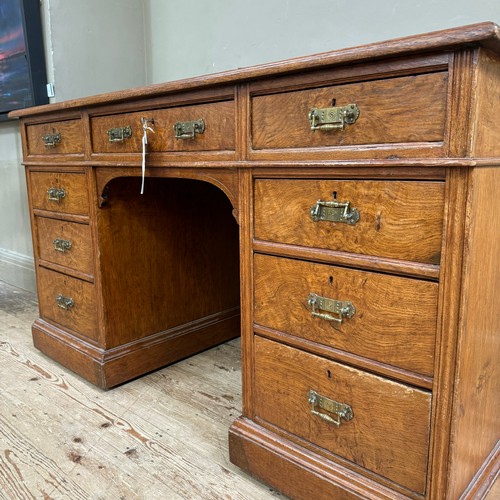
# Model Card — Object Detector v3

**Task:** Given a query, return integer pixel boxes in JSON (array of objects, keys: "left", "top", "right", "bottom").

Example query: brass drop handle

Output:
[
  {"left": 53, "top": 238, "right": 72, "bottom": 253},
  {"left": 308, "top": 104, "right": 359, "bottom": 131},
  {"left": 56, "top": 294, "right": 74, "bottom": 310},
  {"left": 174, "top": 119, "right": 205, "bottom": 139},
  {"left": 308, "top": 293, "right": 355, "bottom": 324},
  {"left": 42, "top": 130, "right": 61, "bottom": 148},
  {"left": 308, "top": 390, "right": 353, "bottom": 427},
  {"left": 310, "top": 199, "right": 359, "bottom": 225},
  {"left": 47, "top": 187, "right": 66, "bottom": 202},
  {"left": 107, "top": 125, "right": 133, "bottom": 143}
]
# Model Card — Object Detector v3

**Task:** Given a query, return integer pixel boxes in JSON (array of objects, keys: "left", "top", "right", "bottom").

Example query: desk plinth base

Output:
[
  {"left": 32, "top": 310, "right": 240, "bottom": 389},
  {"left": 229, "top": 417, "right": 392, "bottom": 500},
  {"left": 229, "top": 418, "right": 499, "bottom": 499}
]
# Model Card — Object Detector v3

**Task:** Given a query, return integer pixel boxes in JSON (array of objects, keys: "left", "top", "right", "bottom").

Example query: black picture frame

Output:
[{"left": 0, "top": 0, "right": 49, "bottom": 121}]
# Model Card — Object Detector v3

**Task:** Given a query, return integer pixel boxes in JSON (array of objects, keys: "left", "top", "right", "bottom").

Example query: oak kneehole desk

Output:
[{"left": 11, "top": 23, "right": 500, "bottom": 499}]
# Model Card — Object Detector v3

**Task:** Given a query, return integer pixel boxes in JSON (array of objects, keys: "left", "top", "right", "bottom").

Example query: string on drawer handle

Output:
[
  {"left": 308, "top": 293, "right": 355, "bottom": 324},
  {"left": 141, "top": 117, "right": 155, "bottom": 194},
  {"left": 308, "top": 390, "right": 353, "bottom": 427},
  {"left": 56, "top": 294, "right": 74, "bottom": 310}
]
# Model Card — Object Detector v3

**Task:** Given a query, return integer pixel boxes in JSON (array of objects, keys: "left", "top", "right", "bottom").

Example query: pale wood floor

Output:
[
  {"left": 1, "top": 281, "right": 498, "bottom": 500},
  {"left": 0, "top": 280, "right": 283, "bottom": 500}
]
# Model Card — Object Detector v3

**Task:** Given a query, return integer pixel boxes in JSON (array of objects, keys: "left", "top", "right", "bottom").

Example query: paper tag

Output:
[{"left": 141, "top": 118, "right": 155, "bottom": 194}]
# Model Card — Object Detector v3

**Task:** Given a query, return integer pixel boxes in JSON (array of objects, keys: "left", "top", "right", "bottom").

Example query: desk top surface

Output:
[{"left": 10, "top": 22, "right": 500, "bottom": 119}]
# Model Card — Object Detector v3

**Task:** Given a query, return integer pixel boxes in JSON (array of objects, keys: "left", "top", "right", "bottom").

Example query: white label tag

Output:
[{"left": 141, "top": 118, "right": 155, "bottom": 194}]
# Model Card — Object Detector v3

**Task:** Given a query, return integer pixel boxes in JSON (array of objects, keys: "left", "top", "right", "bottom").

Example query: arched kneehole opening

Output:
[{"left": 97, "top": 176, "right": 240, "bottom": 361}]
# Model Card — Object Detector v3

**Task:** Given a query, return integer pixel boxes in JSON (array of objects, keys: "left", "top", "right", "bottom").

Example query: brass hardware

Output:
[
  {"left": 308, "top": 104, "right": 359, "bottom": 131},
  {"left": 56, "top": 294, "right": 74, "bottom": 310},
  {"left": 308, "top": 390, "right": 353, "bottom": 427},
  {"left": 42, "top": 130, "right": 61, "bottom": 148},
  {"left": 47, "top": 187, "right": 66, "bottom": 202},
  {"left": 107, "top": 125, "right": 133, "bottom": 143},
  {"left": 53, "top": 238, "right": 72, "bottom": 253},
  {"left": 141, "top": 117, "right": 155, "bottom": 129},
  {"left": 308, "top": 293, "right": 355, "bottom": 324},
  {"left": 310, "top": 198, "right": 360, "bottom": 225},
  {"left": 173, "top": 119, "right": 205, "bottom": 139}
]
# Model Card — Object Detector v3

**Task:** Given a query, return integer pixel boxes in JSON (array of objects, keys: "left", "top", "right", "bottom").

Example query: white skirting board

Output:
[{"left": 0, "top": 248, "right": 36, "bottom": 293}]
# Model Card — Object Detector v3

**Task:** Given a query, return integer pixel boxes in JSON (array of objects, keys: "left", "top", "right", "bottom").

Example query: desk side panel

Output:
[{"left": 446, "top": 166, "right": 500, "bottom": 498}]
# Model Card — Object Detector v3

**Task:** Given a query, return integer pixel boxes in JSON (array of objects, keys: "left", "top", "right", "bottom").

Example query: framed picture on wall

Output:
[{"left": 0, "top": 0, "right": 49, "bottom": 121}]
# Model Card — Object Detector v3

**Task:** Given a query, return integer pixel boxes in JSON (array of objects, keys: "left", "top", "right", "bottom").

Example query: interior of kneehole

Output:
[{"left": 96, "top": 175, "right": 241, "bottom": 362}]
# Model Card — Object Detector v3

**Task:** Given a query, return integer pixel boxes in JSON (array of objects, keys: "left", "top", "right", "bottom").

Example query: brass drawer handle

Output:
[
  {"left": 173, "top": 119, "right": 205, "bottom": 139},
  {"left": 308, "top": 293, "right": 355, "bottom": 324},
  {"left": 308, "top": 104, "right": 359, "bottom": 131},
  {"left": 56, "top": 294, "right": 74, "bottom": 310},
  {"left": 310, "top": 198, "right": 359, "bottom": 225},
  {"left": 107, "top": 125, "right": 133, "bottom": 143},
  {"left": 308, "top": 390, "right": 353, "bottom": 427},
  {"left": 42, "top": 130, "right": 61, "bottom": 148},
  {"left": 47, "top": 187, "right": 67, "bottom": 202},
  {"left": 53, "top": 238, "right": 72, "bottom": 253}
]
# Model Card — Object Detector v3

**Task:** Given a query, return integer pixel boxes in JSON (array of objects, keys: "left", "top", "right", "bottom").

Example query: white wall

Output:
[
  {"left": 2, "top": 0, "right": 500, "bottom": 291},
  {"left": 144, "top": 0, "right": 500, "bottom": 83},
  {"left": 0, "top": 0, "right": 147, "bottom": 291},
  {"left": 0, "top": 122, "right": 34, "bottom": 290},
  {"left": 0, "top": 125, "right": 28, "bottom": 255},
  {"left": 46, "top": 0, "right": 147, "bottom": 101}
]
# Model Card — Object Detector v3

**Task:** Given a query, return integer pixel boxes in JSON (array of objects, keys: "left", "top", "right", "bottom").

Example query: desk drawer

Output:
[
  {"left": 251, "top": 72, "right": 447, "bottom": 151},
  {"left": 254, "top": 337, "right": 431, "bottom": 494},
  {"left": 254, "top": 179, "right": 444, "bottom": 264},
  {"left": 90, "top": 100, "right": 235, "bottom": 153},
  {"left": 254, "top": 254, "right": 437, "bottom": 376},
  {"left": 26, "top": 119, "right": 84, "bottom": 155},
  {"left": 37, "top": 267, "right": 98, "bottom": 342},
  {"left": 36, "top": 217, "right": 93, "bottom": 276},
  {"left": 29, "top": 171, "right": 89, "bottom": 216}
]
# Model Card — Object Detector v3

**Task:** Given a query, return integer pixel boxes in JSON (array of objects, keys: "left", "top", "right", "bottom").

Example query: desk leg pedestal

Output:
[{"left": 32, "top": 311, "right": 240, "bottom": 389}]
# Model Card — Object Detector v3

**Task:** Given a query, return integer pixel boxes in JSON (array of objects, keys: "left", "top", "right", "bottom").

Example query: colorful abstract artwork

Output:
[{"left": 0, "top": 0, "right": 34, "bottom": 115}]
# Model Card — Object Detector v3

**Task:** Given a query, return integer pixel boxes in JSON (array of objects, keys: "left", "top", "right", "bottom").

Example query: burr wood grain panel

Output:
[
  {"left": 26, "top": 119, "right": 84, "bottom": 156},
  {"left": 254, "top": 253, "right": 438, "bottom": 376},
  {"left": 254, "top": 337, "right": 432, "bottom": 494},
  {"left": 37, "top": 267, "right": 98, "bottom": 342},
  {"left": 36, "top": 217, "right": 93, "bottom": 276},
  {"left": 29, "top": 171, "right": 90, "bottom": 216},
  {"left": 90, "top": 100, "right": 235, "bottom": 153},
  {"left": 251, "top": 72, "right": 448, "bottom": 151},
  {"left": 254, "top": 179, "right": 445, "bottom": 264}
]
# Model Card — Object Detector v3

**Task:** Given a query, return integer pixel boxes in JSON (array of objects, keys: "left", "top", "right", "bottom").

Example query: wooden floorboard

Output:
[
  {"left": 3, "top": 280, "right": 497, "bottom": 499},
  {"left": 0, "top": 280, "right": 283, "bottom": 500}
]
